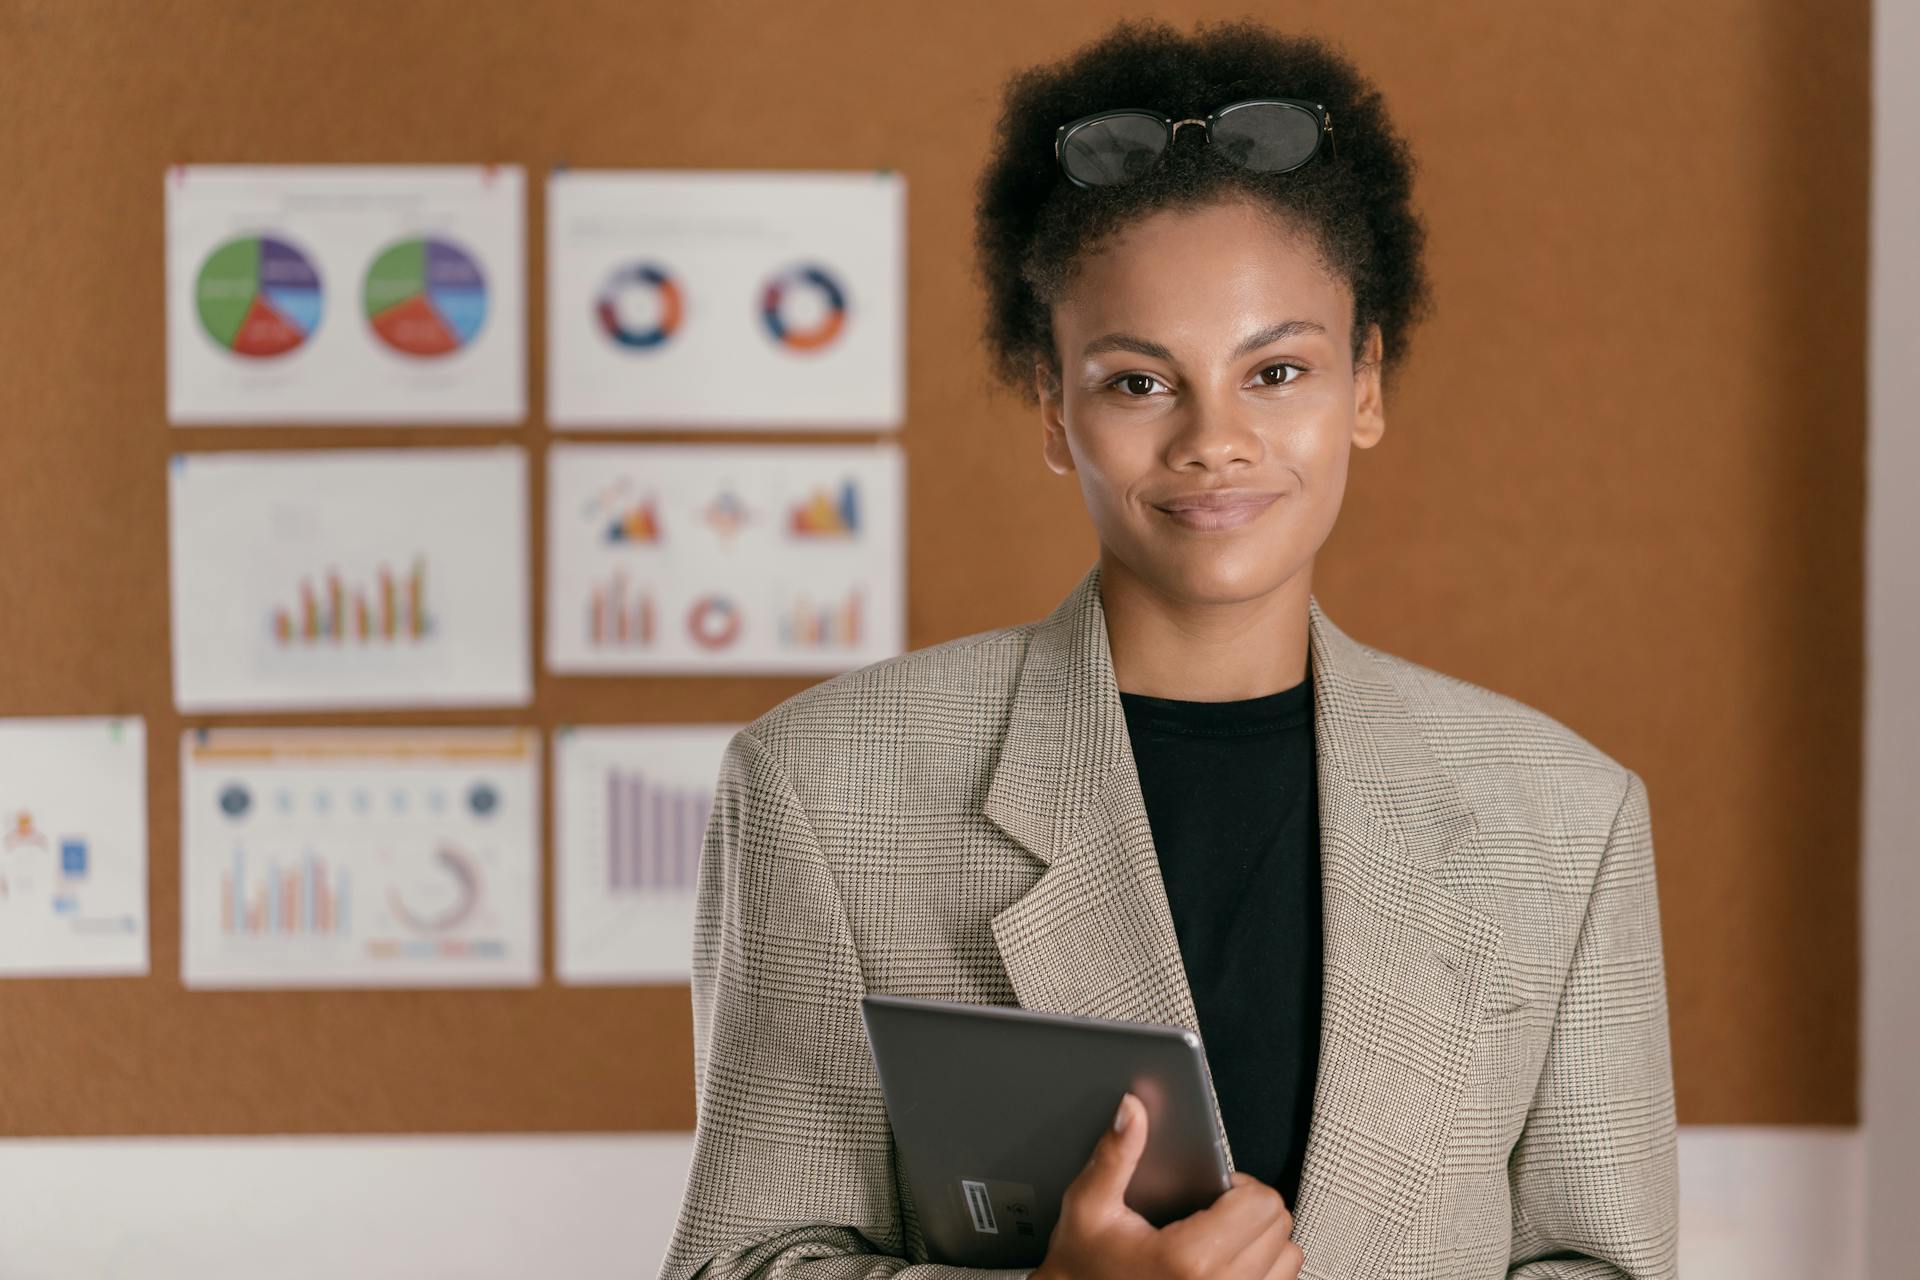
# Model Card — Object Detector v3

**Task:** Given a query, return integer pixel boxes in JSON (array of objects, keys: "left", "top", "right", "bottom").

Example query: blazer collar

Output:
[{"left": 983, "top": 561, "right": 1506, "bottom": 1280}]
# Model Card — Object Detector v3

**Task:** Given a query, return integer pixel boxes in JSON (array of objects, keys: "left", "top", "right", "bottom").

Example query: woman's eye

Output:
[
  {"left": 1106, "top": 372, "right": 1166, "bottom": 397},
  {"left": 1259, "top": 362, "right": 1304, "bottom": 386}
]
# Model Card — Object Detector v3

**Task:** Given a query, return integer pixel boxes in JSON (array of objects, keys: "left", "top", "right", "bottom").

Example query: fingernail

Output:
[{"left": 1113, "top": 1093, "right": 1133, "bottom": 1133}]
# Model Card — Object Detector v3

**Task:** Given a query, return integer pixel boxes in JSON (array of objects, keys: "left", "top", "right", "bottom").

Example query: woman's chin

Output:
[{"left": 1136, "top": 547, "right": 1300, "bottom": 606}]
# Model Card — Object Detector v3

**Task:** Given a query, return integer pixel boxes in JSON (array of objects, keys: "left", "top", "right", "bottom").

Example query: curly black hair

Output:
[{"left": 972, "top": 17, "right": 1433, "bottom": 406}]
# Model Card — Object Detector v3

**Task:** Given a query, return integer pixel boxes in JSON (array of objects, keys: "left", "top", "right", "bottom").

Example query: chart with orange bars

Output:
[
  {"left": 169, "top": 447, "right": 530, "bottom": 711},
  {"left": 179, "top": 727, "right": 540, "bottom": 989},
  {"left": 546, "top": 442, "right": 904, "bottom": 674},
  {"left": 269, "top": 558, "right": 435, "bottom": 646}
]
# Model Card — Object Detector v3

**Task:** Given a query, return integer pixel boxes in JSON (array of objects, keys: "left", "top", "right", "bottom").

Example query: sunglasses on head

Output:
[{"left": 1053, "top": 98, "right": 1335, "bottom": 190}]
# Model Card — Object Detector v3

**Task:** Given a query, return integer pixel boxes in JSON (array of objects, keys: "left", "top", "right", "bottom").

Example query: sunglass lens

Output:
[
  {"left": 1209, "top": 103, "right": 1323, "bottom": 173},
  {"left": 1060, "top": 113, "right": 1168, "bottom": 187}
]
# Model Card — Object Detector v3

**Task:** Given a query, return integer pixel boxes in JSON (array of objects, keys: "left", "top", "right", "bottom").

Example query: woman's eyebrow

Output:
[{"left": 1081, "top": 319, "right": 1329, "bottom": 363}]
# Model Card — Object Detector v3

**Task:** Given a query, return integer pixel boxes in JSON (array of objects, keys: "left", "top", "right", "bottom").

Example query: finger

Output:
[
  {"left": 1160, "top": 1177, "right": 1288, "bottom": 1275},
  {"left": 1262, "top": 1238, "right": 1306, "bottom": 1279},
  {"left": 1064, "top": 1091, "right": 1150, "bottom": 1211},
  {"left": 1193, "top": 1174, "right": 1290, "bottom": 1238},
  {"left": 1219, "top": 1209, "right": 1294, "bottom": 1280}
]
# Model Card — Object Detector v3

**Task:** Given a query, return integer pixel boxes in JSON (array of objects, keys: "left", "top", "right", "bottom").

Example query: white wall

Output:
[
  {"left": 0, "top": 1129, "right": 1863, "bottom": 1279},
  {"left": 0, "top": 1135, "right": 694, "bottom": 1280},
  {"left": 1864, "top": 0, "right": 1920, "bottom": 1273}
]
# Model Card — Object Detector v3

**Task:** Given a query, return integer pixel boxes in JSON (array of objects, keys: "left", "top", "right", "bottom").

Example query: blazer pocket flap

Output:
[{"left": 1480, "top": 944, "right": 1529, "bottom": 1019}]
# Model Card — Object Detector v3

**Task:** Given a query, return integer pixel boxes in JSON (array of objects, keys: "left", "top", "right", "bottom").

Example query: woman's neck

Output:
[{"left": 1098, "top": 551, "right": 1312, "bottom": 702}]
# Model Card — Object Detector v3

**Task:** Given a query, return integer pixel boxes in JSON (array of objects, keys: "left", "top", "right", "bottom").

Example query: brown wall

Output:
[{"left": 0, "top": 0, "right": 1865, "bottom": 1133}]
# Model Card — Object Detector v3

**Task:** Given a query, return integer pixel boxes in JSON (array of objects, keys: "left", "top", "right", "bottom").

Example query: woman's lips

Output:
[{"left": 1153, "top": 492, "right": 1281, "bottom": 531}]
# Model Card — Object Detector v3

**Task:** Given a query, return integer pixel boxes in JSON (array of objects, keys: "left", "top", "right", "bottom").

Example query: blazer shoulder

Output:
[
  {"left": 736, "top": 618, "right": 1039, "bottom": 761},
  {"left": 1363, "top": 642, "right": 1635, "bottom": 796}
]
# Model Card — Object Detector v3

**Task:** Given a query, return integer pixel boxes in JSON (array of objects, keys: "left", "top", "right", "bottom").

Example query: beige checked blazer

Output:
[{"left": 659, "top": 562, "right": 1679, "bottom": 1280}]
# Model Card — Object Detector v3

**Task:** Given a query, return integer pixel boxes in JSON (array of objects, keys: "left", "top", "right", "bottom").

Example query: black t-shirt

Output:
[{"left": 1117, "top": 673, "right": 1321, "bottom": 1207}]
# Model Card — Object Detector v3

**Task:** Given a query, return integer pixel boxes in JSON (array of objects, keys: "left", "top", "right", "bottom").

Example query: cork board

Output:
[{"left": 0, "top": 0, "right": 1864, "bottom": 1133}]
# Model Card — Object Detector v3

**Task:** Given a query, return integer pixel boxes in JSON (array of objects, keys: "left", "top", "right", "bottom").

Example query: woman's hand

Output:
[{"left": 1031, "top": 1092, "right": 1304, "bottom": 1280}]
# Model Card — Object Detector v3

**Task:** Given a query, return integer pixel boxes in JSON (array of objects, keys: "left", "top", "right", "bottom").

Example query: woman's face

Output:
[{"left": 1036, "top": 195, "right": 1384, "bottom": 606}]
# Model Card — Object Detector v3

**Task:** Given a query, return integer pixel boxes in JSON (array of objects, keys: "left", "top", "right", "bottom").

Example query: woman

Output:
[{"left": 661, "top": 18, "right": 1677, "bottom": 1280}]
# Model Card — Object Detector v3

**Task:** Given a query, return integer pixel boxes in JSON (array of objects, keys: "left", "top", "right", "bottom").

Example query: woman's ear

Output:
[
  {"left": 1352, "top": 322, "right": 1386, "bottom": 449},
  {"left": 1036, "top": 360, "right": 1076, "bottom": 475}
]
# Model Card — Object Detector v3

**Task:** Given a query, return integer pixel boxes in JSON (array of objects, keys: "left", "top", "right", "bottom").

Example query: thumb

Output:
[{"left": 1071, "top": 1091, "right": 1150, "bottom": 1209}]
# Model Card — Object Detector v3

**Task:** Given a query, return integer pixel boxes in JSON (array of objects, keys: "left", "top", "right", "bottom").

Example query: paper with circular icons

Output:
[
  {"left": 546, "top": 442, "right": 905, "bottom": 674},
  {"left": 179, "top": 727, "right": 541, "bottom": 989},
  {"left": 0, "top": 717, "right": 149, "bottom": 978},
  {"left": 165, "top": 164, "right": 525, "bottom": 424},
  {"left": 553, "top": 724, "right": 740, "bottom": 984},
  {"left": 168, "top": 447, "right": 531, "bottom": 712},
  {"left": 545, "top": 169, "right": 903, "bottom": 428}
]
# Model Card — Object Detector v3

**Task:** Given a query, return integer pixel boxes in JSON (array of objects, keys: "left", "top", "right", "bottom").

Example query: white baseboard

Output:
[
  {"left": 0, "top": 1132, "right": 692, "bottom": 1280},
  {"left": 1676, "top": 1126, "right": 1863, "bottom": 1279},
  {"left": 0, "top": 1126, "right": 1860, "bottom": 1279}
]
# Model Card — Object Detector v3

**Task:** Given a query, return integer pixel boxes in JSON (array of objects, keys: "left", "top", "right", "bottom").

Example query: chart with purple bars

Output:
[{"left": 553, "top": 724, "right": 738, "bottom": 984}]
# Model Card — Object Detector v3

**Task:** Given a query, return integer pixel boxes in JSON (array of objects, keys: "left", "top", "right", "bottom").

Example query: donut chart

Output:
[
  {"left": 596, "top": 262, "right": 684, "bottom": 350},
  {"left": 196, "top": 235, "right": 323, "bottom": 358},
  {"left": 759, "top": 263, "right": 848, "bottom": 352},
  {"left": 364, "top": 237, "right": 489, "bottom": 358},
  {"left": 386, "top": 844, "right": 482, "bottom": 934},
  {"left": 686, "top": 594, "right": 743, "bottom": 650}
]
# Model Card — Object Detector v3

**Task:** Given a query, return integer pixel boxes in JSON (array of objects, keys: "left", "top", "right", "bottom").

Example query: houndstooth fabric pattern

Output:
[{"left": 658, "top": 562, "right": 1679, "bottom": 1280}]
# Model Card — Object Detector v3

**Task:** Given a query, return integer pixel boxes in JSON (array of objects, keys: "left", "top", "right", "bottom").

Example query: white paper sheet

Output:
[
  {"left": 546, "top": 170, "right": 903, "bottom": 428},
  {"left": 553, "top": 724, "right": 738, "bottom": 984},
  {"left": 165, "top": 164, "right": 525, "bottom": 424},
  {"left": 546, "top": 442, "right": 905, "bottom": 674},
  {"left": 179, "top": 727, "right": 541, "bottom": 989},
  {"left": 0, "top": 717, "right": 149, "bottom": 977},
  {"left": 169, "top": 447, "right": 530, "bottom": 711}
]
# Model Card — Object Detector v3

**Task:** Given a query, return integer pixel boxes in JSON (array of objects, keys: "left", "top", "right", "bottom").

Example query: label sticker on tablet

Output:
[
  {"left": 961, "top": 1180, "right": 997, "bottom": 1233},
  {"left": 959, "top": 1179, "right": 1039, "bottom": 1237}
]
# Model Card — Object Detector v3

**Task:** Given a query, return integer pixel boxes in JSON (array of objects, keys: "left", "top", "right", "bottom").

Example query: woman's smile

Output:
[{"left": 1151, "top": 488, "right": 1282, "bottom": 531}]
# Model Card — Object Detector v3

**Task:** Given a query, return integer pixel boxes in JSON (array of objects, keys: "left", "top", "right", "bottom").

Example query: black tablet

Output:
[{"left": 859, "top": 993, "right": 1232, "bottom": 1269}]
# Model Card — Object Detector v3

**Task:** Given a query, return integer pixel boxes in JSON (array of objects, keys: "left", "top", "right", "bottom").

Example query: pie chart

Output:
[
  {"left": 195, "top": 234, "right": 323, "bottom": 358},
  {"left": 363, "top": 236, "right": 489, "bottom": 358}
]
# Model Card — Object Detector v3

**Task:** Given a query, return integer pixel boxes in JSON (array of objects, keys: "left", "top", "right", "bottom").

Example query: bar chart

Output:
[
  {"left": 269, "top": 558, "right": 433, "bottom": 647},
  {"left": 169, "top": 448, "right": 530, "bottom": 711},
  {"left": 604, "top": 768, "right": 710, "bottom": 893},
  {"left": 585, "top": 571, "right": 656, "bottom": 647},
  {"left": 785, "top": 478, "right": 860, "bottom": 538},
  {"left": 554, "top": 724, "right": 738, "bottom": 984},
  {"left": 221, "top": 846, "right": 349, "bottom": 936},
  {"left": 776, "top": 585, "right": 863, "bottom": 649}
]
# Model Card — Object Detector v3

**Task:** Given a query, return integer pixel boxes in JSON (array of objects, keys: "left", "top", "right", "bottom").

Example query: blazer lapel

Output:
[
  {"left": 983, "top": 562, "right": 1507, "bottom": 1280},
  {"left": 983, "top": 563, "right": 1200, "bottom": 1033}
]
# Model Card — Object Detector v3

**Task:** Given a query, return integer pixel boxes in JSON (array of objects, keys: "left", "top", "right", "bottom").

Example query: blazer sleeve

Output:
[
  {"left": 1505, "top": 768, "right": 1681, "bottom": 1279},
  {"left": 657, "top": 728, "right": 1030, "bottom": 1280}
]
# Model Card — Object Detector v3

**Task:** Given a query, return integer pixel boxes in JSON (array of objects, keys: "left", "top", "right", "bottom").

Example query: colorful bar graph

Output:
[
  {"left": 269, "top": 557, "right": 432, "bottom": 647},
  {"left": 787, "top": 478, "right": 860, "bottom": 537},
  {"left": 222, "top": 845, "right": 349, "bottom": 936},
  {"left": 605, "top": 768, "right": 709, "bottom": 892},
  {"left": 587, "top": 572, "right": 656, "bottom": 647},
  {"left": 776, "top": 585, "right": 863, "bottom": 649}
]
